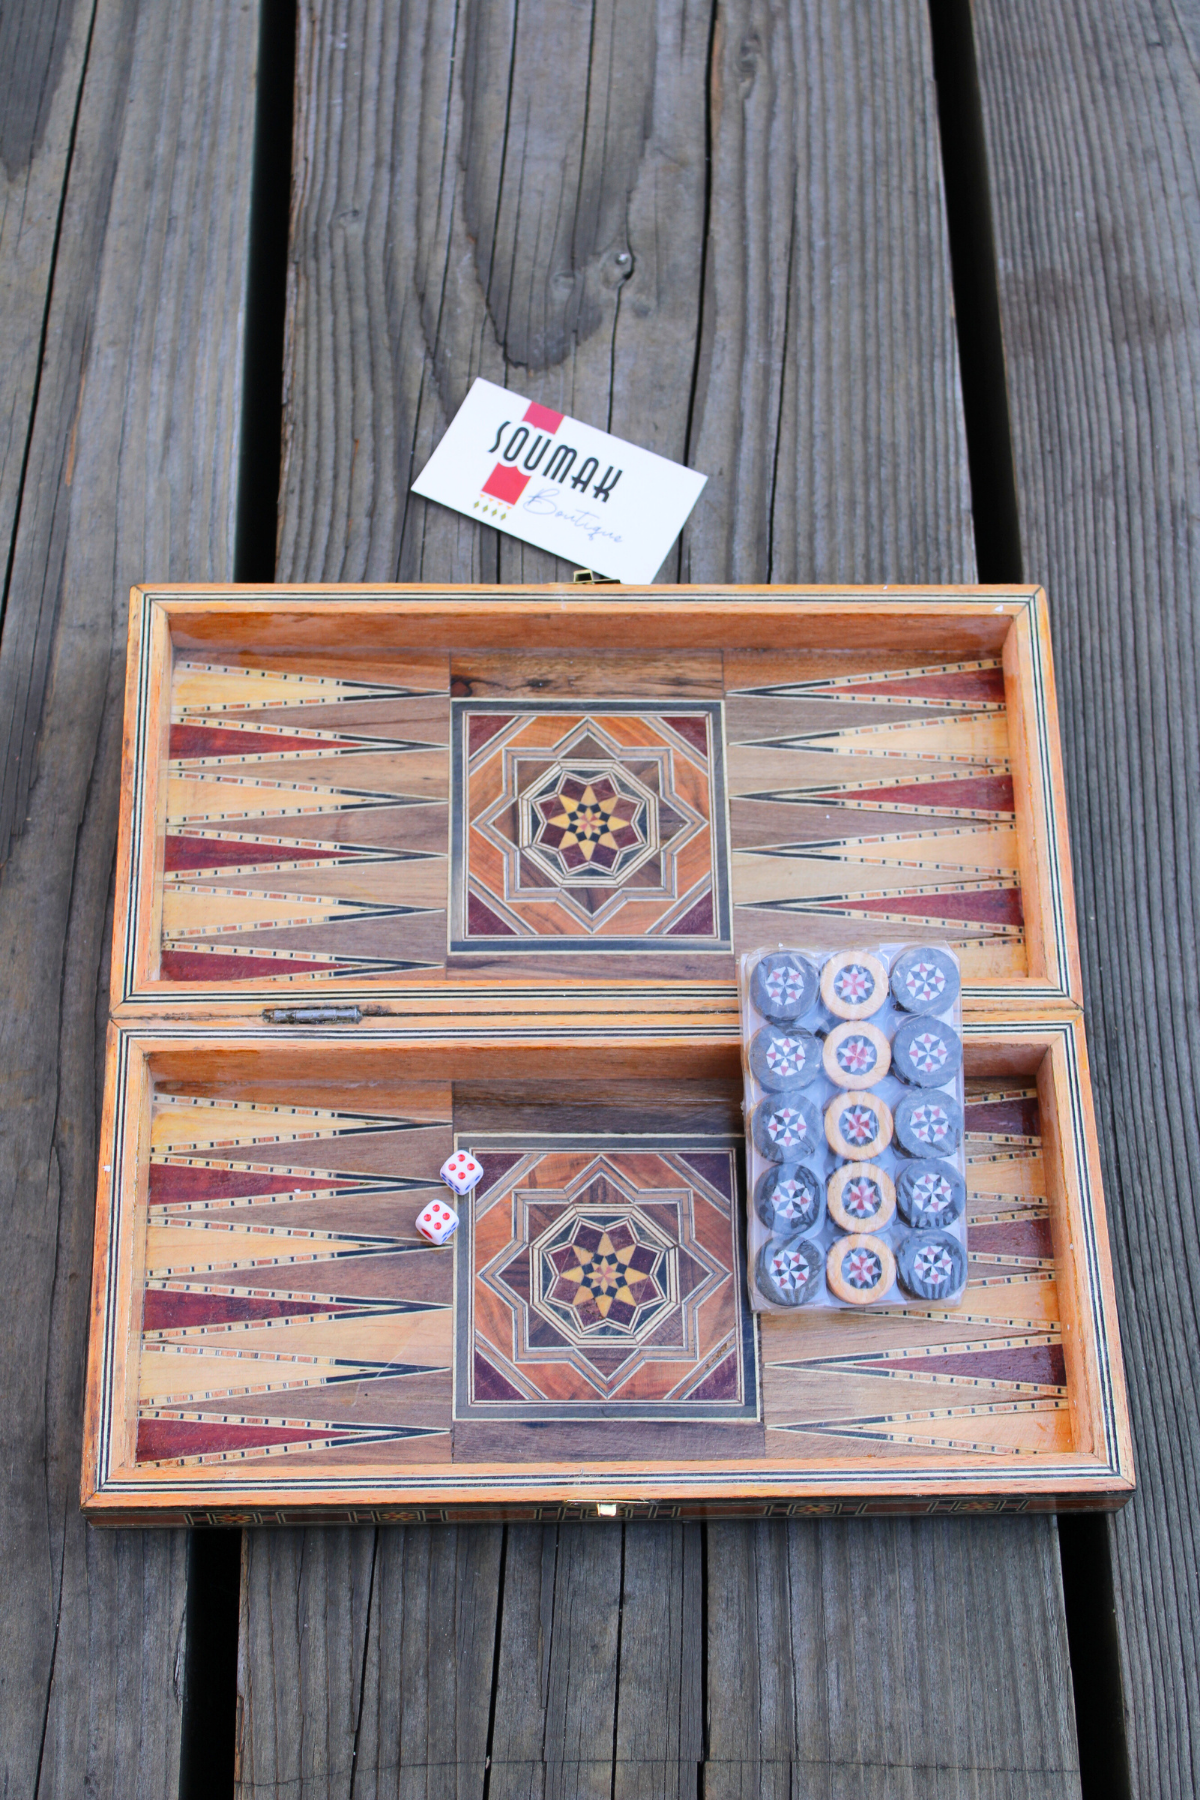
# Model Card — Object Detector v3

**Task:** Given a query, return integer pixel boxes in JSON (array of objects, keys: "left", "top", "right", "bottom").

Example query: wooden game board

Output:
[
  {"left": 84, "top": 585, "right": 1130, "bottom": 1520},
  {"left": 111, "top": 586, "right": 1082, "bottom": 1021},
  {"left": 82, "top": 1017, "right": 1131, "bottom": 1521}
]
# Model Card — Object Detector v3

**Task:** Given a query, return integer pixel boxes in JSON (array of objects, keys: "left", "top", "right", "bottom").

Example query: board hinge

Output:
[{"left": 262, "top": 1005, "right": 362, "bottom": 1025}]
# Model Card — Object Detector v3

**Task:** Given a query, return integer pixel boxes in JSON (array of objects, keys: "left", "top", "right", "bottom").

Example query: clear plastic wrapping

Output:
[{"left": 740, "top": 943, "right": 967, "bottom": 1312}]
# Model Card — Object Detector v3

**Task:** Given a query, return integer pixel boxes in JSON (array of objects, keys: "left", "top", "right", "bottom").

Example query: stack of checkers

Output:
[{"left": 745, "top": 944, "right": 968, "bottom": 1311}]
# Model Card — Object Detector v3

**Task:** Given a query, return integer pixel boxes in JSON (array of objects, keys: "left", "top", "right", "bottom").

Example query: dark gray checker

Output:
[
  {"left": 897, "top": 1229, "right": 968, "bottom": 1301},
  {"left": 752, "top": 1091, "right": 823, "bottom": 1163},
  {"left": 750, "top": 951, "right": 819, "bottom": 1023},
  {"left": 896, "top": 1159, "right": 967, "bottom": 1229},
  {"left": 892, "top": 1016, "right": 963, "bottom": 1087},
  {"left": 890, "top": 944, "right": 961, "bottom": 1014},
  {"left": 756, "top": 1236, "right": 822, "bottom": 1306},
  {"left": 749, "top": 1024, "right": 822, "bottom": 1091},
  {"left": 894, "top": 1090, "right": 964, "bottom": 1158},
  {"left": 754, "top": 1163, "right": 823, "bottom": 1233}
]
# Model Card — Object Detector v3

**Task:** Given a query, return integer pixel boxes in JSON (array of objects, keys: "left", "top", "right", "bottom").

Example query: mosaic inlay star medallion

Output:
[
  {"left": 450, "top": 702, "right": 731, "bottom": 949},
  {"left": 455, "top": 1140, "right": 758, "bottom": 1420}
]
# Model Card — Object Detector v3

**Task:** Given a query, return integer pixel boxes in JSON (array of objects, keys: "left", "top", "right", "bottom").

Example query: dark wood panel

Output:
[
  {"left": 0, "top": 2, "right": 260, "bottom": 1794},
  {"left": 242, "top": 0, "right": 1081, "bottom": 1793},
  {"left": 973, "top": 2, "right": 1200, "bottom": 1791}
]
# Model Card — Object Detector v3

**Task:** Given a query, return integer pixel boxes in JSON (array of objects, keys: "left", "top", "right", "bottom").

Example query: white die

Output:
[
  {"left": 440, "top": 1150, "right": 483, "bottom": 1195},
  {"left": 416, "top": 1197, "right": 459, "bottom": 1245}
]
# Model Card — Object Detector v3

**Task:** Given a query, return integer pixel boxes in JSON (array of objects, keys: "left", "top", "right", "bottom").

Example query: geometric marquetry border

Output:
[
  {"left": 453, "top": 1133, "right": 757, "bottom": 1422},
  {"left": 447, "top": 699, "right": 732, "bottom": 954}
]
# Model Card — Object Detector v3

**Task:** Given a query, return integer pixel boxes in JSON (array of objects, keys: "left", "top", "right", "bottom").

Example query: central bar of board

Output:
[{"left": 84, "top": 586, "right": 1132, "bottom": 1522}]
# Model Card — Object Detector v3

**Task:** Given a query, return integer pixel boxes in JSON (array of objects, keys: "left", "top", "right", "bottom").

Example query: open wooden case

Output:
[{"left": 84, "top": 585, "right": 1132, "bottom": 1520}]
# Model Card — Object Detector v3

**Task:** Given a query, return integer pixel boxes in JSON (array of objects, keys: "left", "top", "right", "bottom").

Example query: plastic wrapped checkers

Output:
[{"left": 741, "top": 944, "right": 967, "bottom": 1312}]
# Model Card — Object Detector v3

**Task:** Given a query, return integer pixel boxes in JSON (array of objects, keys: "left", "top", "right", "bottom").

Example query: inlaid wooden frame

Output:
[
  {"left": 110, "top": 584, "right": 1083, "bottom": 1025},
  {"left": 82, "top": 1014, "right": 1132, "bottom": 1523}
]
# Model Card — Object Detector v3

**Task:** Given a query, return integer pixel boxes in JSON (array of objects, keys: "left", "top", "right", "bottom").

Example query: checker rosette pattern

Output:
[
  {"left": 452, "top": 704, "right": 731, "bottom": 948},
  {"left": 458, "top": 1146, "right": 759, "bottom": 1419}
]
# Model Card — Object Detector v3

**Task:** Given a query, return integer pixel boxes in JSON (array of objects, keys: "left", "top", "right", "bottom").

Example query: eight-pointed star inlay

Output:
[{"left": 452, "top": 703, "right": 731, "bottom": 947}]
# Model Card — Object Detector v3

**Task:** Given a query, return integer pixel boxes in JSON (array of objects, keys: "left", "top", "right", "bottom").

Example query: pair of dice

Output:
[{"left": 415, "top": 1151, "right": 484, "bottom": 1245}]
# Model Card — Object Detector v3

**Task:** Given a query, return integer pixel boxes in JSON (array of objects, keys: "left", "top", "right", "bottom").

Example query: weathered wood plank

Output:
[
  {"left": 682, "top": 0, "right": 975, "bottom": 583},
  {"left": 972, "top": 2, "right": 1200, "bottom": 1792},
  {"left": 0, "top": 0, "right": 92, "bottom": 726},
  {"left": 244, "top": 1, "right": 1080, "bottom": 1794},
  {"left": 705, "top": 1517, "right": 1079, "bottom": 1798},
  {"left": 0, "top": 2, "right": 259, "bottom": 1793}
]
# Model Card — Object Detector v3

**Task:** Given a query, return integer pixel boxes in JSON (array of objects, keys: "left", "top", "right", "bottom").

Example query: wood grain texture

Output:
[
  {"left": 0, "top": 0, "right": 91, "bottom": 730},
  {"left": 705, "top": 1517, "right": 1079, "bottom": 1799},
  {"left": 680, "top": 0, "right": 975, "bottom": 584},
  {"left": 0, "top": 2, "right": 259, "bottom": 1793},
  {"left": 242, "top": 0, "right": 1082, "bottom": 1792},
  {"left": 971, "top": 3, "right": 1200, "bottom": 1793},
  {"left": 237, "top": 1526, "right": 502, "bottom": 1800}
]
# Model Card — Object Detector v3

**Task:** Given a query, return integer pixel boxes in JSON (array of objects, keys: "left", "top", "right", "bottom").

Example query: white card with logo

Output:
[{"left": 411, "top": 377, "right": 707, "bottom": 583}]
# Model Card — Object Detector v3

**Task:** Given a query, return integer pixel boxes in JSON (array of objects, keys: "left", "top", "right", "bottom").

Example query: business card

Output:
[{"left": 411, "top": 378, "right": 707, "bottom": 583}]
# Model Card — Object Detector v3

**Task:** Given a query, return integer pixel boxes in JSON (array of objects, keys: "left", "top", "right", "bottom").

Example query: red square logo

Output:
[
  {"left": 482, "top": 464, "right": 529, "bottom": 506},
  {"left": 523, "top": 401, "right": 564, "bottom": 433}
]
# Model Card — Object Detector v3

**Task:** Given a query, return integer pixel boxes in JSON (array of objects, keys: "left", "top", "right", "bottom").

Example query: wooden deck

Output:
[{"left": 0, "top": 1, "right": 1192, "bottom": 1793}]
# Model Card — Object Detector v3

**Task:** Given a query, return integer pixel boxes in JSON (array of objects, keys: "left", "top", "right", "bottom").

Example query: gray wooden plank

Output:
[
  {"left": 0, "top": 2, "right": 260, "bottom": 1793},
  {"left": 238, "top": 1524, "right": 502, "bottom": 1800},
  {"left": 0, "top": 0, "right": 93, "bottom": 752},
  {"left": 613, "top": 1522, "right": 704, "bottom": 1800},
  {"left": 489, "top": 1523, "right": 622, "bottom": 1800},
  {"left": 249, "top": 2, "right": 1079, "bottom": 1795},
  {"left": 971, "top": 2, "right": 1200, "bottom": 1793},
  {"left": 705, "top": 1517, "right": 1080, "bottom": 1798},
  {"left": 681, "top": 0, "right": 976, "bottom": 584},
  {"left": 237, "top": 1528, "right": 376, "bottom": 1799},
  {"left": 277, "top": 0, "right": 710, "bottom": 585}
]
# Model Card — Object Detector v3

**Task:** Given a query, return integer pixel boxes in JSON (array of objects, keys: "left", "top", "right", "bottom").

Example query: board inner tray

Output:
[
  {"left": 114, "top": 591, "right": 1080, "bottom": 1010},
  {"left": 84, "top": 1023, "right": 1131, "bottom": 1519}
]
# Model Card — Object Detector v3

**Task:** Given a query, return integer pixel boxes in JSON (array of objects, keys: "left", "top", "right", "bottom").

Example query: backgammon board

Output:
[{"left": 84, "top": 586, "right": 1131, "bottom": 1521}]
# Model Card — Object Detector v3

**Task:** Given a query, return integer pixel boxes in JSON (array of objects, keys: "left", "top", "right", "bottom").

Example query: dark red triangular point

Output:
[
  {"left": 149, "top": 1165, "right": 361, "bottom": 1203},
  {"left": 876, "top": 1344, "right": 1066, "bottom": 1388},
  {"left": 668, "top": 890, "right": 715, "bottom": 936},
  {"left": 169, "top": 725, "right": 352, "bottom": 760},
  {"left": 473, "top": 1352, "right": 525, "bottom": 1402},
  {"left": 136, "top": 1419, "right": 345, "bottom": 1462},
  {"left": 964, "top": 1097, "right": 1041, "bottom": 1138},
  {"left": 837, "top": 887, "right": 1023, "bottom": 927},
  {"left": 469, "top": 714, "right": 516, "bottom": 756},
  {"left": 806, "top": 775, "right": 1015, "bottom": 815},
  {"left": 968, "top": 1220, "right": 1054, "bottom": 1259},
  {"left": 165, "top": 835, "right": 343, "bottom": 872},
  {"left": 467, "top": 893, "right": 517, "bottom": 937},
  {"left": 824, "top": 668, "right": 1007, "bottom": 705},
  {"left": 663, "top": 715, "right": 710, "bottom": 759},
  {"left": 143, "top": 1291, "right": 357, "bottom": 1330},
  {"left": 160, "top": 951, "right": 342, "bottom": 981}
]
